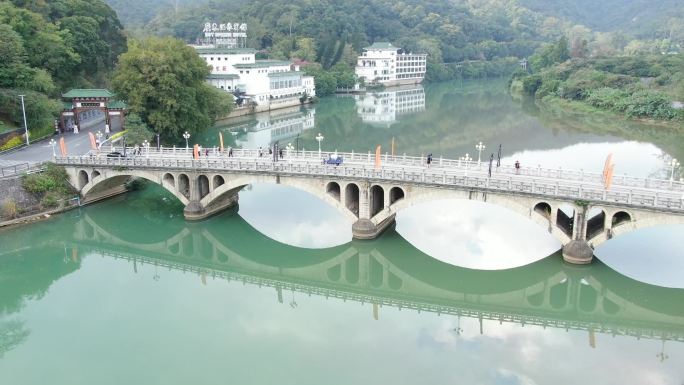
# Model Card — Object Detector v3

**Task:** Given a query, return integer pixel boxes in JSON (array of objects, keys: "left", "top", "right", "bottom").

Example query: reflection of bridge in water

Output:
[{"left": 71, "top": 211, "right": 684, "bottom": 343}]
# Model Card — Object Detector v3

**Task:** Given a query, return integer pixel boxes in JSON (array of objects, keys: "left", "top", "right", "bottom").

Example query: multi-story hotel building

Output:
[
  {"left": 193, "top": 46, "right": 315, "bottom": 113},
  {"left": 355, "top": 42, "right": 427, "bottom": 86}
]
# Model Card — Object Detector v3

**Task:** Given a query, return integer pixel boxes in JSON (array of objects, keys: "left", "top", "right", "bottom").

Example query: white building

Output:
[
  {"left": 194, "top": 47, "right": 315, "bottom": 113},
  {"left": 355, "top": 42, "right": 427, "bottom": 86},
  {"left": 355, "top": 85, "right": 425, "bottom": 126}
]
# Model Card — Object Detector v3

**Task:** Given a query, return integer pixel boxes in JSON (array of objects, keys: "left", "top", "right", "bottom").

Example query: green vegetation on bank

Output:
[
  {"left": 0, "top": 0, "right": 126, "bottom": 150},
  {"left": 512, "top": 37, "right": 684, "bottom": 123},
  {"left": 22, "top": 164, "right": 76, "bottom": 209}
]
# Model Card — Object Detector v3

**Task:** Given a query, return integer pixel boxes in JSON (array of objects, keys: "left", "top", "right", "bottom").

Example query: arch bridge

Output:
[{"left": 56, "top": 148, "right": 684, "bottom": 264}]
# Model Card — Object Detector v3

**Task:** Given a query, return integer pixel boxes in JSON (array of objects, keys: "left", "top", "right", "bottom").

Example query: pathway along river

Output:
[{"left": 1, "top": 79, "right": 683, "bottom": 384}]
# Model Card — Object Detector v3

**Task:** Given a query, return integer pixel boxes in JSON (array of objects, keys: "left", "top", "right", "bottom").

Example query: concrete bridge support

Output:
[
  {"left": 183, "top": 173, "right": 238, "bottom": 221},
  {"left": 351, "top": 181, "right": 396, "bottom": 240},
  {"left": 562, "top": 205, "right": 594, "bottom": 265}
]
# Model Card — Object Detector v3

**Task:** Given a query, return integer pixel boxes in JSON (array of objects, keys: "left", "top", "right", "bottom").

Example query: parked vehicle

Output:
[{"left": 324, "top": 153, "right": 343, "bottom": 166}]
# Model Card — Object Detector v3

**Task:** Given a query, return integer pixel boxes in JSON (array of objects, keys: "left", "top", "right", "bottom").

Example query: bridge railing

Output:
[
  {"left": 56, "top": 148, "right": 684, "bottom": 211},
  {"left": 76, "top": 147, "right": 684, "bottom": 193}
]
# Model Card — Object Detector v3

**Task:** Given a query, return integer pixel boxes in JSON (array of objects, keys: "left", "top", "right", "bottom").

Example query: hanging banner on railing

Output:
[
  {"left": 219, "top": 132, "right": 224, "bottom": 152},
  {"left": 603, "top": 153, "right": 614, "bottom": 190},
  {"left": 88, "top": 132, "right": 97, "bottom": 150},
  {"left": 603, "top": 153, "right": 613, "bottom": 180},
  {"left": 193, "top": 144, "right": 199, "bottom": 160},
  {"left": 375, "top": 145, "right": 381, "bottom": 170},
  {"left": 604, "top": 163, "right": 615, "bottom": 190},
  {"left": 59, "top": 137, "right": 67, "bottom": 156}
]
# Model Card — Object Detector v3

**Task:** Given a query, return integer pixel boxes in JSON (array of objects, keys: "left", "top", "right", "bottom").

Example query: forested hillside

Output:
[
  {"left": 519, "top": 0, "right": 684, "bottom": 39},
  {"left": 0, "top": 0, "right": 126, "bottom": 143}
]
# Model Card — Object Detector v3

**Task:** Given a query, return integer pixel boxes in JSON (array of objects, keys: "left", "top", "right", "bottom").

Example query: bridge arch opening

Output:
[
  {"left": 534, "top": 202, "right": 551, "bottom": 219},
  {"left": 586, "top": 208, "right": 607, "bottom": 240},
  {"left": 327, "top": 182, "right": 341, "bottom": 202},
  {"left": 163, "top": 173, "right": 175, "bottom": 187},
  {"left": 345, "top": 183, "right": 359, "bottom": 215},
  {"left": 556, "top": 205, "right": 575, "bottom": 238},
  {"left": 389, "top": 187, "right": 405, "bottom": 205},
  {"left": 178, "top": 174, "right": 190, "bottom": 199},
  {"left": 198, "top": 175, "right": 210, "bottom": 199},
  {"left": 612, "top": 211, "right": 631, "bottom": 227},
  {"left": 213, "top": 175, "right": 225, "bottom": 190},
  {"left": 78, "top": 170, "right": 89, "bottom": 189},
  {"left": 91, "top": 170, "right": 101, "bottom": 181},
  {"left": 370, "top": 185, "right": 384, "bottom": 217}
]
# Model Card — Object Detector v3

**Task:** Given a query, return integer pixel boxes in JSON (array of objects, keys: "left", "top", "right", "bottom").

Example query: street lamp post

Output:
[
  {"left": 49, "top": 139, "right": 56, "bottom": 158},
  {"left": 670, "top": 158, "right": 680, "bottom": 182},
  {"left": 460, "top": 153, "right": 472, "bottom": 173},
  {"left": 18, "top": 94, "right": 29, "bottom": 146},
  {"left": 286, "top": 142, "right": 294, "bottom": 158},
  {"left": 96, "top": 131, "right": 102, "bottom": 150},
  {"left": 143, "top": 140, "right": 150, "bottom": 158},
  {"left": 183, "top": 131, "right": 190, "bottom": 152},
  {"left": 475, "top": 141, "right": 486, "bottom": 165},
  {"left": 315, "top": 133, "right": 324, "bottom": 158}
]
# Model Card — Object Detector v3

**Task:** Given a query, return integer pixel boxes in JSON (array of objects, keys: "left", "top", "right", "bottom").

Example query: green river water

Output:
[{"left": 1, "top": 79, "right": 683, "bottom": 384}]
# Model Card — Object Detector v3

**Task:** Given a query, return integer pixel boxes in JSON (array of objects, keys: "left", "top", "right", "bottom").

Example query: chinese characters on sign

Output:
[{"left": 203, "top": 22, "right": 247, "bottom": 48}]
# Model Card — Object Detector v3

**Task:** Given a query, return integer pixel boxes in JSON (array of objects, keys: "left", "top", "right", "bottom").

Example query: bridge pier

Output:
[
  {"left": 561, "top": 206, "right": 594, "bottom": 264},
  {"left": 562, "top": 240, "right": 593, "bottom": 265},
  {"left": 184, "top": 174, "right": 239, "bottom": 221},
  {"left": 352, "top": 215, "right": 396, "bottom": 240}
]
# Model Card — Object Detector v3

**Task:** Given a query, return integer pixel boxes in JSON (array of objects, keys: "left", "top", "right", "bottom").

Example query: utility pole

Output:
[{"left": 18, "top": 94, "right": 29, "bottom": 146}]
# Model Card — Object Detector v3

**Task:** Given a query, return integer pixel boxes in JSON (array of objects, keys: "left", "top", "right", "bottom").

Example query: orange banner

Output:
[
  {"left": 59, "top": 137, "right": 67, "bottom": 156},
  {"left": 604, "top": 164, "right": 615, "bottom": 190},
  {"left": 219, "top": 132, "right": 224, "bottom": 152},
  {"left": 88, "top": 132, "right": 97, "bottom": 150},
  {"left": 374, "top": 145, "right": 381, "bottom": 169},
  {"left": 193, "top": 144, "right": 199, "bottom": 160},
  {"left": 603, "top": 153, "right": 613, "bottom": 181}
]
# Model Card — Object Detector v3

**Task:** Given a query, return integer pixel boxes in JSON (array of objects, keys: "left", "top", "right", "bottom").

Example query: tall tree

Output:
[{"left": 112, "top": 37, "right": 233, "bottom": 140}]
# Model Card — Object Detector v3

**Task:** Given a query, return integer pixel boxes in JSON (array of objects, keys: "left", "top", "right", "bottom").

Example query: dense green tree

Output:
[
  {"left": 123, "top": 113, "right": 154, "bottom": 144},
  {"left": 113, "top": 37, "right": 234, "bottom": 140}
]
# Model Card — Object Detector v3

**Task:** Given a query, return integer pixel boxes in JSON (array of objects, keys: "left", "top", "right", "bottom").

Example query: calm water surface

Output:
[{"left": 1, "top": 79, "right": 683, "bottom": 384}]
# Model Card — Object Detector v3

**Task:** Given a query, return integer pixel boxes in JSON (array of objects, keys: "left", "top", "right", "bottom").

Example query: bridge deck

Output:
[{"left": 55, "top": 148, "right": 684, "bottom": 213}]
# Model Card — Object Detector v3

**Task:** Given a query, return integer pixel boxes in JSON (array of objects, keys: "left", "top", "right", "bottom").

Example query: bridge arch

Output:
[
  {"left": 199, "top": 174, "right": 358, "bottom": 221},
  {"left": 389, "top": 187, "right": 405, "bottom": 205},
  {"left": 369, "top": 186, "right": 571, "bottom": 245},
  {"left": 80, "top": 170, "right": 190, "bottom": 205},
  {"left": 78, "top": 170, "right": 89, "bottom": 189},
  {"left": 326, "top": 182, "right": 341, "bottom": 201},
  {"left": 370, "top": 185, "right": 385, "bottom": 217},
  {"left": 345, "top": 183, "right": 359, "bottom": 215}
]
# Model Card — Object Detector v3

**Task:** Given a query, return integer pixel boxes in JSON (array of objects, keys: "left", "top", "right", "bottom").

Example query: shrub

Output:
[
  {"left": 0, "top": 135, "right": 23, "bottom": 151},
  {"left": 22, "top": 163, "right": 74, "bottom": 197},
  {"left": 40, "top": 192, "right": 59, "bottom": 208},
  {"left": 521, "top": 74, "right": 542, "bottom": 96},
  {"left": 1, "top": 199, "right": 18, "bottom": 219},
  {"left": 585, "top": 88, "right": 628, "bottom": 110},
  {"left": 621, "top": 90, "right": 677, "bottom": 120}
]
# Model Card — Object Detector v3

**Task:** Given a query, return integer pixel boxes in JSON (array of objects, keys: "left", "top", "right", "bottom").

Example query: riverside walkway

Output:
[{"left": 55, "top": 147, "right": 684, "bottom": 264}]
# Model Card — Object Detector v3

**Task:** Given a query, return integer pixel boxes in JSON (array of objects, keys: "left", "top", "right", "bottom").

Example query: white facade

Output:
[
  {"left": 355, "top": 42, "right": 427, "bottom": 86},
  {"left": 355, "top": 85, "right": 425, "bottom": 126},
  {"left": 195, "top": 47, "right": 315, "bottom": 111}
]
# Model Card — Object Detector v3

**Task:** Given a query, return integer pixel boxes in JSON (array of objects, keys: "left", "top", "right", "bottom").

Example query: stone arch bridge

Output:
[{"left": 56, "top": 148, "right": 684, "bottom": 264}]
